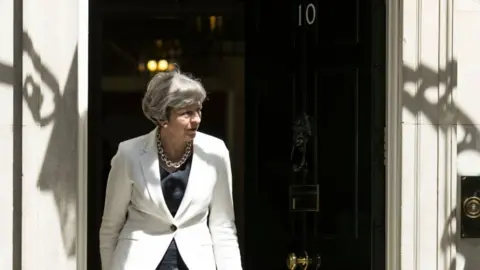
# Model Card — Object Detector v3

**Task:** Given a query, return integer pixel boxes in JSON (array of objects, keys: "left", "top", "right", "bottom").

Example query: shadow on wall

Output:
[
  {"left": 403, "top": 60, "right": 480, "bottom": 270},
  {"left": 0, "top": 31, "right": 78, "bottom": 257}
]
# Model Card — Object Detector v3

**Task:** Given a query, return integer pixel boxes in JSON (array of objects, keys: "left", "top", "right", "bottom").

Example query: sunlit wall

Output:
[
  {"left": 22, "top": 0, "right": 79, "bottom": 268},
  {"left": 454, "top": 0, "right": 480, "bottom": 269},
  {"left": 0, "top": 0, "right": 81, "bottom": 268},
  {"left": 0, "top": 0, "right": 14, "bottom": 268},
  {"left": 401, "top": 0, "right": 480, "bottom": 269}
]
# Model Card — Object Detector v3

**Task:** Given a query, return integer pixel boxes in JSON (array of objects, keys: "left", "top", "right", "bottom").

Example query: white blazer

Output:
[{"left": 99, "top": 128, "right": 242, "bottom": 270}]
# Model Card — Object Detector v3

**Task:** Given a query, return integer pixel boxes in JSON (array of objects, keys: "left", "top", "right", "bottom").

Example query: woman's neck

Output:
[{"left": 159, "top": 130, "right": 188, "bottom": 161}]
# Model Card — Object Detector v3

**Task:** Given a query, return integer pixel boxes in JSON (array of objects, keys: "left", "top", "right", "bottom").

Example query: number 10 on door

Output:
[{"left": 298, "top": 3, "right": 316, "bottom": 26}]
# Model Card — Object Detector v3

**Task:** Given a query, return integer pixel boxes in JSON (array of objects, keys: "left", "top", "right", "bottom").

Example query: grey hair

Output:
[{"left": 142, "top": 69, "right": 206, "bottom": 125}]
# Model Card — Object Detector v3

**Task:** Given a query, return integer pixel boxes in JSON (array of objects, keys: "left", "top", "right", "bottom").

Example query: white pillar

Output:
[
  {"left": 386, "top": 0, "right": 402, "bottom": 269},
  {"left": 453, "top": 0, "right": 480, "bottom": 269},
  {"left": 0, "top": 0, "right": 15, "bottom": 268},
  {"left": 19, "top": 0, "right": 87, "bottom": 268},
  {"left": 401, "top": 0, "right": 456, "bottom": 269}
]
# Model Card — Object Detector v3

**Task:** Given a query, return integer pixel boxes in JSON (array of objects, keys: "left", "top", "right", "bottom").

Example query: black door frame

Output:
[{"left": 369, "top": 0, "right": 387, "bottom": 269}]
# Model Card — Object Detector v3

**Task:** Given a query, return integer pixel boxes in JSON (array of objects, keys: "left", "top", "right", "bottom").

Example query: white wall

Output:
[
  {"left": 0, "top": 0, "right": 82, "bottom": 269},
  {"left": 454, "top": 0, "right": 480, "bottom": 269},
  {"left": 401, "top": 0, "right": 480, "bottom": 269},
  {"left": 22, "top": 0, "right": 79, "bottom": 267},
  {"left": 401, "top": 0, "right": 456, "bottom": 269},
  {"left": 0, "top": 0, "right": 14, "bottom": 268}
]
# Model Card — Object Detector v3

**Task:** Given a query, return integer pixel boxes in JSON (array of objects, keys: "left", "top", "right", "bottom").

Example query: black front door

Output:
[{"left": 244, "top": 0, "right": 386, "bottom": 269}]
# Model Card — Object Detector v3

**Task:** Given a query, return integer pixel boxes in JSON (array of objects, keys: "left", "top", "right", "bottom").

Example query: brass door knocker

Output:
[{"left": 290, "top": 113, "right": 313, "bottom": 173}]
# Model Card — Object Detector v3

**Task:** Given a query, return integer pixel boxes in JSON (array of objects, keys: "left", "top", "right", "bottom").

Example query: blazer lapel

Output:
[
  {"left": 175, "top": 139, "right": 202, "bottom": 221},
  {"left": 139, "top": 128, "right": 174, "bottom": 221}
]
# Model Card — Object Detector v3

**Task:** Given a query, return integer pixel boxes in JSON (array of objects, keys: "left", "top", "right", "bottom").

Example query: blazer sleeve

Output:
[
  {"left": 99, "top": 143, "right": 131, "bottom": 270},
  {"left": 208, "top": 142, "right": 243, "bottom": 270}
]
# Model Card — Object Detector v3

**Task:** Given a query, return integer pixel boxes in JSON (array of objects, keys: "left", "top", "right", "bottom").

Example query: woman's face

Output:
[{"left": 162, "top": 103, "right": 202, "bottom": 141}]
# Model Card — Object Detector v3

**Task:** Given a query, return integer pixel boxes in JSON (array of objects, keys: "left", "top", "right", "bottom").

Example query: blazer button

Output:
[{"left": 170, "top": 224, "right": 177, "bottom": 232}]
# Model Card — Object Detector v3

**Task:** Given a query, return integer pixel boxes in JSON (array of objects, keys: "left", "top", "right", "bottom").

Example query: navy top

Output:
[{"left": 155, "top": 155, "right": 192, "bottom": 270}]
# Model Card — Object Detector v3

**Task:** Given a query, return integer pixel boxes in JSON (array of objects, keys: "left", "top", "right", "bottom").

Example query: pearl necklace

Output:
[{"left": 156, "top": 132, "right": 192, "bottom": 169}]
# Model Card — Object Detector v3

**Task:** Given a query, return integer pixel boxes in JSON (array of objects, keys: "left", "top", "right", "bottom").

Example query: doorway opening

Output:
[{"left": 87, "top": 3, "right": 245, "bottom": 269}]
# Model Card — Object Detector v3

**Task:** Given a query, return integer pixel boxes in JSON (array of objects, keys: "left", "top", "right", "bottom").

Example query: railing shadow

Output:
[
  {"left": 0, "top": 31, "right": 78, "bottom": 257},
  {"left": 403, "top": 59, "right": 480, "bottom": 270},
  {"left": 0, "top": 62, "right": 14, "bottom": 86}
]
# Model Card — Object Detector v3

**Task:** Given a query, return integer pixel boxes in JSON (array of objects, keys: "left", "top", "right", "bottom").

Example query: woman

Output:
[{"left": 99, "top": 70, "right": 242, "bottom": 270}]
